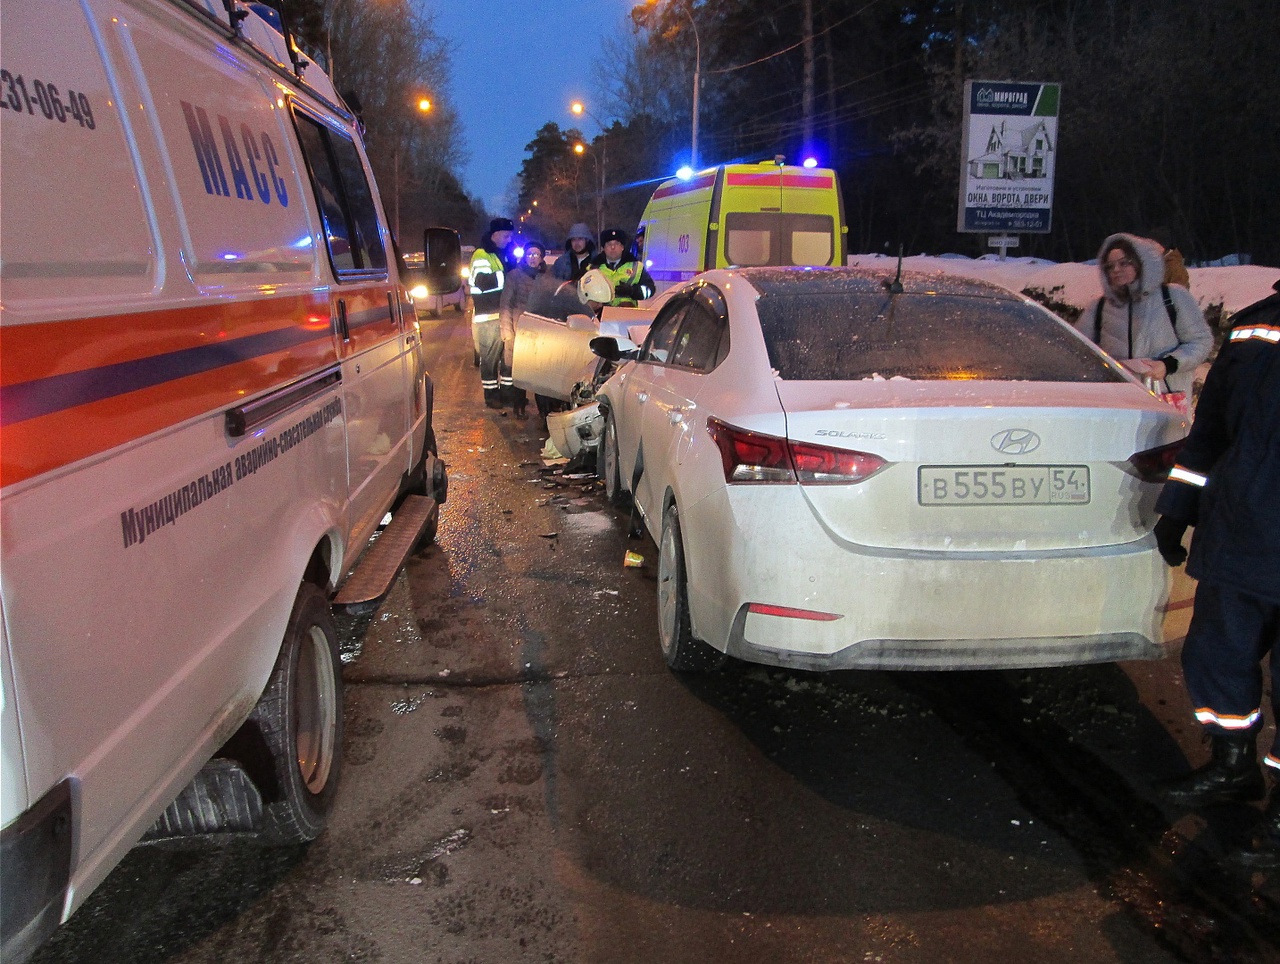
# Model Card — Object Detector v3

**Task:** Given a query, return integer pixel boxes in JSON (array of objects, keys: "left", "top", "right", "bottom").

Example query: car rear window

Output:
[{"left": 755, "top": 291, "right": 1125, "bottom": 382}]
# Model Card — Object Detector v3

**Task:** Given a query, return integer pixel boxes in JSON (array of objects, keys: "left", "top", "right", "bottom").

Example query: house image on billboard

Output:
[{"left": 967, "top": 119, "right": 1054, "bottom": 180}]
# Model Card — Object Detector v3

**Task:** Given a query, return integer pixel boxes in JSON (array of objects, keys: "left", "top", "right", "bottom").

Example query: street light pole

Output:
[
  {"left": 684, "top": 6, "right": 700, "bottom": 170},
  {"left": 570, "top": 102, "right": 609, "bottom": 237},
  {"left": 648, "top": 0, "right": 700, "bottom": 170},
  {"left": 393, "top": 97, "right": 432, "bottom": 242}
]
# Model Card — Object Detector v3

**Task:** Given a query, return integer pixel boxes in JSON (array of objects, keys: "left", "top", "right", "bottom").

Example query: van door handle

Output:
[
  {"left": 637, "top": 391, "right": 649, "bottom": 403},
  {"left": 334, "top": 299, "right": 350, "bottom": 342},
  {"left": 669, "top": 410, "right": 685, "bottom": 425}
]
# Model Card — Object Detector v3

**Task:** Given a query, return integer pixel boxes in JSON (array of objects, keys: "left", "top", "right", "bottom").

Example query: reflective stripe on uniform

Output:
[
  {"left": 1194, "top": 706, "right": 1262, "bottom": 729},
  {"left": 1267, "top": 754, "right": 1280, "bottom": 772},
  {"left": 1230, "top": 325, "right": 1280, "bottom": 344},
  {"left": 480, "top": 378, "right": 499, "bottom": 389},
  {"left": 498, "top": 375, "right": 513, "bottom": 387},
  {"left": 474, "top": 312, "right": 498, "bottom": 323},
  {"left": 1169, "top": 466, "right": 1209, "bottom": 487}
]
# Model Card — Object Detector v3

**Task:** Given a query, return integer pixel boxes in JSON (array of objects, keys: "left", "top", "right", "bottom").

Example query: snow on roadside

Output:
[{"left": 847, "top": 253, "right": 1280, "bottom": 318}]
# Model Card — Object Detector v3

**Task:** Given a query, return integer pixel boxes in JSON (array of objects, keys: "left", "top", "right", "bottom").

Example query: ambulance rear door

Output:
[{"left": 715, "top": 165, "right": 842, "bottom": 268}]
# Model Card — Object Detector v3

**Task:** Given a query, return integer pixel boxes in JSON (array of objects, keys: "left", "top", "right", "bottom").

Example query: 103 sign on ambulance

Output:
[{"left": 0, "top": 1, "right": 447, "bottom": 959}]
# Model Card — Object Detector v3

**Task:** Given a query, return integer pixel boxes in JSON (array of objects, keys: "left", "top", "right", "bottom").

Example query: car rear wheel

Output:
[
  {"left": 252, "top": 582, "right": 344, "bottom": 843},
  {"left": 657, "top": 503, "right": 725, "bottom": 672},
  {"left": 600, "top": 413, "right": 629, "bottom": 508}
]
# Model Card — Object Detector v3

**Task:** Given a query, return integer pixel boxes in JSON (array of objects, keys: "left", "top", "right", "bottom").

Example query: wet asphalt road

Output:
[{"left": 32, "top": 313, "right": 1280, "bottom": 964}]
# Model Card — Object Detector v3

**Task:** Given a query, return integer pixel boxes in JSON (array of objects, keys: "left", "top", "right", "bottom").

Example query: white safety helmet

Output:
[{"left": 578, "top": 268, "right": 614, "bottom": 305}]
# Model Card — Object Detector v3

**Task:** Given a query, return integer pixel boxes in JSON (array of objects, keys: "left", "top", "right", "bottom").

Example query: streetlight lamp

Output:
[
  {"left": 393, "top": 97, "right": 432, "bottom": 240},
  {"left": 646, "top": 0, "right": 700, "bottom": 169},
  {"left": 570, "top": 101, "right": 608, "bottom": 238},
  {"left": 573, "top": 141, "right": 605, "bottom": 239}
]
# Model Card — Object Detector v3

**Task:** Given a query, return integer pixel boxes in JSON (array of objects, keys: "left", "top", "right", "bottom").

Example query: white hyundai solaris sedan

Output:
[{"left": 593, "top": 267, "right": 1188, "bottom": 673}]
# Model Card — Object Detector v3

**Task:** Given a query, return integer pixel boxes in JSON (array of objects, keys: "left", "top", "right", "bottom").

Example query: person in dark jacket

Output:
[
  {"left": 497, "top": 240, "right": 550, "bottom": 419},
  {"left": 553, "top": 223, "right": 596, "bottom": 283},
  {"left": 1153, "top": 278, "right": 1280, "bottom": 869}
]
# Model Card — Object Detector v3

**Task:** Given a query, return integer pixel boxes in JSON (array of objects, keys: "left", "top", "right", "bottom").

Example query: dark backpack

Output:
[{"left": 1093, "top": 283, "right": 1176, "bottom": 344}]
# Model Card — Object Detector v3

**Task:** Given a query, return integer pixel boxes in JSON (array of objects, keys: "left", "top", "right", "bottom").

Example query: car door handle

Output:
[
  {"left": 669, "top": 409, "right": 685, "bottom": 425},
  {"left": 637, "top": 391, "right": 649, "bottom": 403}
]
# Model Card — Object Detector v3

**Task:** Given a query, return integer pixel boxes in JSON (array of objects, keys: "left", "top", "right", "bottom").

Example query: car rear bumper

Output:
[
  {"left": 727, "top": 628, "right": 1163, "bottom": 671},
  {"left": 682, "top": 492, "right": 1170, "bottom": 671}
]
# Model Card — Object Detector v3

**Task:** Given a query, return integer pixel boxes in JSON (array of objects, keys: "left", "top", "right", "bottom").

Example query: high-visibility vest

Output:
[
  {"left": 596, "top": 258, "right": 648, "bottom": 307},
  {"left": 469, "top": 246, "right": 508, "bottom": 322}
]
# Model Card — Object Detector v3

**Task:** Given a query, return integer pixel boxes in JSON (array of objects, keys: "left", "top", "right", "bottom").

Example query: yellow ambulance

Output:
[{"left": 636, "top": 160, "right": 847, "bottom": 293}]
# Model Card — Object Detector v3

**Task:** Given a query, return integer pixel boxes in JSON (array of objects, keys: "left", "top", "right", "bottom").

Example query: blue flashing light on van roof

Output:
[
  {"left": 802, "top": 157, "right": 819, "bottom": 169},
  {"left": 676, "top": 166, "right": 694, "bottom": 180}
]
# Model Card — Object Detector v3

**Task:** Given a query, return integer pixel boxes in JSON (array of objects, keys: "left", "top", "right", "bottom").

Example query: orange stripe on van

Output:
[
  {"left": 725, "top": 172, "right": 834, "bottom": 189},
  {"left": 650, "top": 173, "right": 717, "bottom": 200},
  {"left": 0, "top": 288, "right": 399, "bottom": 488}
]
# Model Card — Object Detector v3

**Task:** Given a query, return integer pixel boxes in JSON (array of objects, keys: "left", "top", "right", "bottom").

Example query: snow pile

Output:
[{"left": 847, "top": 253, "right": 1280, "bottom": 319}]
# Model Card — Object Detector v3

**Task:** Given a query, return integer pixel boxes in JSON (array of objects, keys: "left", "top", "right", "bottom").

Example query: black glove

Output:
[
  {"left": 473, "top": 271, "right": 498, "bottom": 292},
  {"left": 1154, "top": 516, "right": 1189, "bottom": 567},
  {"left": 614, "top": 282, "right": 639, "bottom": 300}
]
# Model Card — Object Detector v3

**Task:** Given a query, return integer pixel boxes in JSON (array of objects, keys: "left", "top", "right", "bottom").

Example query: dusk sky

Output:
[{"left": 432, "top": 0, "right": 637, "bottom": 216}]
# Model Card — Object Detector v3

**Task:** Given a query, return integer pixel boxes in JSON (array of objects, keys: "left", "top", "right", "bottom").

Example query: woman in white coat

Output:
[{"left": 1080, "top": 232, "right": 1213, "bottom": 397}]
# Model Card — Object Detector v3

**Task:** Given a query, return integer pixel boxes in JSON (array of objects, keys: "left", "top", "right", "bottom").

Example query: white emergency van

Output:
[
  {"left": 0, "top": 1, "right": 446, "bottom": 959},
  {"left": 637, "top": 159, "right": 847, "bottom": 293}
]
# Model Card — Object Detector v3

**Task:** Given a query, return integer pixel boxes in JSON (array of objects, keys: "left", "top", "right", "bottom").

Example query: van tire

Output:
[{"left": 253, "top": 582, "right": 343, "bottom": 844}]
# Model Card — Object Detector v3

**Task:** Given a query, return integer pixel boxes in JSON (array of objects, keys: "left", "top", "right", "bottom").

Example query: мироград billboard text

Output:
[{"left": 958, "top": 81, "right": 1061, "bottom": 234}]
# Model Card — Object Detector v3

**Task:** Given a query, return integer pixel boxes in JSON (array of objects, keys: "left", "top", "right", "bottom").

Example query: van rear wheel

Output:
[{"left": 253, "top": 582, "right": 343, "bottom": 843}]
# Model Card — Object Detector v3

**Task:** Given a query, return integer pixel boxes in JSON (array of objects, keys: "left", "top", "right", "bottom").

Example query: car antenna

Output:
[{"left": 883, "top": 244, "right": 904, "bottom": 294}]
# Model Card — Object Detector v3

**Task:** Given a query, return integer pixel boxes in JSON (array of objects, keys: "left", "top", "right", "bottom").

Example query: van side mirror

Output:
[{"left": 589, "top": 336, "right": 621, "bottom": 362}]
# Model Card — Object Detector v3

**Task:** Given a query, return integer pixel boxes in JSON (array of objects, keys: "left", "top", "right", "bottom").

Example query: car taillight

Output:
[
  {"left": 1129, "top": 439, "right": 1186, "bottom": 482},
  {"left": 789, "top": 438, "right": 888, "bottom": 484},
  {"left": 706, "top": 416, "right": 888, "bottom": 485},
  {"left": 747, "top": 602, "right": 843, "bottom": 621}
]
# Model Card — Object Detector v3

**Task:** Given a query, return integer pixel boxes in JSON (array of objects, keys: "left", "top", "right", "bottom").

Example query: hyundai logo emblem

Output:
[{"left": 991, "top": 429, "right": 1041, "bottom": 455}]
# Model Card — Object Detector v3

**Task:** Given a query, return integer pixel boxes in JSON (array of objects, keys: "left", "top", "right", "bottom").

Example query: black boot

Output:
[
  {"left": 484, "top": 388, "right": 503, "bottom": 410},
  {"left": 1225, "top": 789, "right": 1280, "bottom": 870},
  {"left": 1158, "top": 732, "right": 1265, "bottom": 808}
]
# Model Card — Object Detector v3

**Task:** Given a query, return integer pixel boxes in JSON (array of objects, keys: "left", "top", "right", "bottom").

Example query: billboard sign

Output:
[{"left": 958, "top": 81, "right": 1061, "bottom": 234}]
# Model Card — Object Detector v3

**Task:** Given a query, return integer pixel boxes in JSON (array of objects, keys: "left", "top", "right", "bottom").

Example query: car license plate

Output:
[{"left": 918, "top": 465, "right": 1090, "bottom": 506}]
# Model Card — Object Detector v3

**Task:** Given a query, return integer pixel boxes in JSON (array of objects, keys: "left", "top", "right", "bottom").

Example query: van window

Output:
[
  {"left": 791, "top": 229, "right": 833, "bottom": 266},
  {"left": 724, "top": 213, "right": 834, "bottom": 267},
  {"left": 293, "top": 112, "right": 387, "bottom": 278}
]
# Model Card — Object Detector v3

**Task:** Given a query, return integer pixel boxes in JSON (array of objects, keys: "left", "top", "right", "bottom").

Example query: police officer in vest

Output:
[
  {"left": 588, "top": 228, "right": 655, "bottom": 309},
  {"left": 470, "top": 218, "right": 517, "bottom": 409},
  {"left": 1153, "top": 278, "right": 1280, "bottom": 870}
]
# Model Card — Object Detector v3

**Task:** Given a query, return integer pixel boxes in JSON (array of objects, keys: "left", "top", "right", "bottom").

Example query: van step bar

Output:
[
  {"left": 142, "top": 759, "right": 264, "bottom": 840},
  {"left": 332, "top": 494, "right": 437, "bottom": 614}
]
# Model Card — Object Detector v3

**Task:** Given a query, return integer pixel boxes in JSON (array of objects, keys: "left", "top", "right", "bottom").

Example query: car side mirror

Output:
[{"left": 589, "top": 336, "right": 621, "bottom": 361}]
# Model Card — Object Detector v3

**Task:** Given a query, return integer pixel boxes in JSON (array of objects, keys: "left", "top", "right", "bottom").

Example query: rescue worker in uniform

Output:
[
  {"left": 586, "top": 228, "right": 654, "bottom": 311},
  {"left": 469, "top": 217, "right": 517, "bottom": 409},
  {"left": 1153, "top": 278, "right": 1280, "bottom": 869}
]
